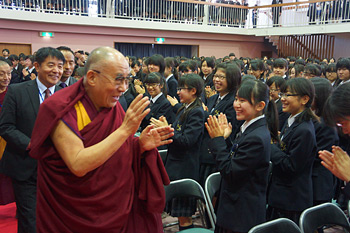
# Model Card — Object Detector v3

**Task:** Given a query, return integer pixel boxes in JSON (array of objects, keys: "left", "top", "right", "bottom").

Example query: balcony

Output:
[{"left": 0, "top": 0, "right": 349, "bottom": 36}]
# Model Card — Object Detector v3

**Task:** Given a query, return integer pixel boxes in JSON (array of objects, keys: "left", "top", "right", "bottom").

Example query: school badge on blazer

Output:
[{"left": 176, "top": 124, "right": 182, "bottom": 131}]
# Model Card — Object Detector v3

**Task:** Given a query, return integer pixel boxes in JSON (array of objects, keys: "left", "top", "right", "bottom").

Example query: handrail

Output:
[{"left": 169, "top": 0, "right": 336, "bottom": 9}]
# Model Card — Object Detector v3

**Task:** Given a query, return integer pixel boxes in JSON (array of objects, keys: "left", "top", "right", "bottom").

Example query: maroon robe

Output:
[{"left": 29, "top": 79, "right": 169, "bottom": 233}]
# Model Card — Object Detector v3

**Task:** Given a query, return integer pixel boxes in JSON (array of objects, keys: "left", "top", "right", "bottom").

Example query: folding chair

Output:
[
  {"left": 248, "top": 218, "right": 301, "bottom": 233},
  {"left": 299, "top": 203, "right": 350, "bottom": 233},
  {"left": 204, "top": 172, "right": 221, "bottom": 224},
  {"left": 165, "top": 178, "right": 215, "bottom": 232}
]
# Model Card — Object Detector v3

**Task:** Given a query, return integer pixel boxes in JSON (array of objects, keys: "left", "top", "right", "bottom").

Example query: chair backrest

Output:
[
  {"left": 248, "top": 218, "right": 301, "bottom": 233},
  {"left": 165, "top": 178, "right": 215, "bottom": 229},
  {"left": 299, "top": 203, "right": 350, "bottom": 233},
  {"left": 204, "top": 172, "right": 221, "bottom": 223},
  {"left": 158, "top": 149, "right": 167, "bottom": 164}
]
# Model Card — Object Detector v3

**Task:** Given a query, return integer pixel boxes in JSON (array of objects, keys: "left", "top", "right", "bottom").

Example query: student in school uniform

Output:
[
  {"left": 310, "top": 78, "right": 339, "bottom": 209},
  {"left": 206, "top": 79, "right": 279, "bottom": 233},
  {"left": 325, "top": 63, "right": 339, "bottom": 88},
  {"left": 248, "top": 59, "right": 265, "bottom": 82},
  {"left": 140, "top": 72, "right": 173, "bottom": 131},
  {"left": 273, "top": 58, "right": 289, "bottom": 80},
  {"left": 164, "top": 57, "right": 179, "bottom": 100},
  {"left": 266, "top": 76, "right": 290, "bottom": 131},
  {"left": 199, "top": 62, "right": 242, "bottom": 187},
  {"left": 151, "top": 73, "right": 205, "bottom": 231},
  {"left": 200, "top": 57, "right": 216, "bottom": 104},
  {"left": 267, "top": 78, "right": 318, "bottom": 224}
]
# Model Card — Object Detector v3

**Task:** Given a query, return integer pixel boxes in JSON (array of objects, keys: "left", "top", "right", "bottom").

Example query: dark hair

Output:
[
  {"left": 324, "top": 82, "right": 350, "bottom": 126},
  {"left": 229, "top": 53, "right": 235, "bottom": 57},
  {"left": 250, "top": 59, "right": 265, "bottom": 71},
  {"left": 200, "top": 57, "right": 215, "bottom": 76},
  {"left": 281, "top": 78, "right": 318, "bottom": 123},
  {"left": 295, "top": 59, "right": 306, "bottom": 66},
  {"left": 273, "top": 58, "right": 288, "bottom": 69},
  {"left": 242, "top": 75, "right": 256, "bottom": 82},
  {"left": 131, "top": 60, "right": 140, "bottom": 68},
  {"left": 19, "top": 53, "right": 26, "bottom": 60},
  {"left": 165, "top": 57, "right": 179, "bottom": 80},
  {"left": 293, "top": 64, "right": 305, "bottom": 77},
  {"left": 144, "top": 72, "right": 167, "bottom": 96},
  {"left": 237, "top": 79, "right": 279, "bottom": 142},
  {"left": 266, "top": 76, "right": 286, "bottom": 89},
  {"left": 8, "top": 54, "right": 19, "bottom": 62},
  {"left": 56, "top": 46, "right": 75, "bottom": 56},
  {"left": 177, "top": 73, "right": 204, "bottom": 123},
  {"left": 179, "top": 61, "right": 197, "bottom": 74},
  {"left": 325, "top": 63, "right": 337, "bottom": 73},
  {"left": 2, "top": 49, "right": 9, "bottom": 54},
  {"left": 304, "top": 64, "right": 321, "bottom": 77},
  {"left": 310, "top": 77, "right": 333, "bottom": 117},
  {"left": 148, "top": 54, "right": 165, "bottom": 74},
  {"left": 34, "top": 47, "right": 65, "bottom": 65},
  {"left": 25, "top": 55, "right": 35, "bottom": 64},
  {"left": 289, "top": 56, "right": 296, "bottom": 62},
  {"left": 336, "top": 58, "right": 350, "bottom": 71},
  {"left": 223, "top": 56, "right": 230, "bottom": 62},
  {"left": 215, "top": 62, "right": 241, "bottom": 93}
]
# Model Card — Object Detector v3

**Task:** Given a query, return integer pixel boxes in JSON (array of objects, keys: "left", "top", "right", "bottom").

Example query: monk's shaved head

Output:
[{"left": 84, "top": 47, "right": 128, "bottom": 75}]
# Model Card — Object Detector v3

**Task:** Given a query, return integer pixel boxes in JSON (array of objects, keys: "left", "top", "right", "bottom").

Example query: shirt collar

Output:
[
  {"left": 287, "top": 111, "right": 302, "bottom": 127},
  {"left": 185, "top": 100, "right": 195, "bottom": 109},
  {"left": 218, "top": 92, "right": 229, "bottom": 100},
  {"left": 241, "top": 114, "right": 265, "bottom": 133},
  {"left": 166, "top": 74, "right": 173, "bottom": 82},
  {"left": 150, "top": 92, "right": 163, "bottom": 103},
  {"left": 28, "top": 66, "right": 35, "bottom": 73},
  {"left": 57, "top": 77, "right": 71, "bottom": 86},
  {"left": 36, "top": 78, "right": 55, "bottom": 97}
]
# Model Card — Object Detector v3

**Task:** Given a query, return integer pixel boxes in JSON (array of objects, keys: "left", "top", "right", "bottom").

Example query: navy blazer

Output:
[
  {"left": 166, "top": 75, "right": 179, "bottom": 100},
  {"left": 312, "top": 119, "right": 339, "bottom": 201},
  {"left": 200, "top": 92, "right": 242, "bottom": 164},
  {"left": 208, "top": 118, "right": 271, "bottom": 232},
  {"left": 269, "top": 119, "right": 316, "bottom": 211},
  {"left": 165, "top": 105, "right": 205, "bottom": 181},
  {"left": 140, "top": 93, "right": 174, "bottom": 130}
]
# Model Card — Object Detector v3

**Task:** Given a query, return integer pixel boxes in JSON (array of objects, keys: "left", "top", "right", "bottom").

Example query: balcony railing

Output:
[{"left": 0, "top": 0, "right": 349, "bottom": 28}]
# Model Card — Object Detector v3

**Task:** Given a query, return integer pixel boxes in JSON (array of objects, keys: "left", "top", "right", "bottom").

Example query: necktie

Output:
[
  {"left": 44, "top": 89, "right": 51, "bottom": 100},
  {"left": 59, "top": 82, "right": 67, "bottom": 88},
  {"left": 280, "top": 124, "right": 290, "bottom": 140},
  {"left": 211, "top": 97, "right": 222, "bottom": 113},
  {"left": 149, "top": 100, "right": 153, "bottom": 107}
]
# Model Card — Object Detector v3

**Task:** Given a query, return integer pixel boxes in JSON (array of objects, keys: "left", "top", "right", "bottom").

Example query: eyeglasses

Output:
[
  {"left": 278, "top": 92, "right": 299, "bottom": 98},
  {"left": 213, "top": 74, "right": 226, "bottom": 80},
  {"left": 92, "top": 69, "right": 131, "bottom": 86},
  {"left": 145, "top": 83, "right": 160, "bottom": 88},
  {"left": 177, "top": 87, "right": 192, "bottom": 91},
  {"left": 270, "top": 88, "right": 280, "bottom": 92}
]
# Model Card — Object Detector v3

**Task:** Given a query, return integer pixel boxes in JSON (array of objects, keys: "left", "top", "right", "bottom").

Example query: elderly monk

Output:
[{"left": 28, "top": 47, "right": 173, "bottom": 233}]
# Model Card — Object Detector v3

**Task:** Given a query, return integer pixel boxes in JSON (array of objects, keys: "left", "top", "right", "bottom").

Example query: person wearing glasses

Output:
[
  {"left": 266, "top": 76, "right": 289, "bottom": 131},
  {"left": 198, "top": 62, "right": 242, "bottom": 187},
  {"left": 267, "top": 78, "right": 317, "bottom": 224},
  {"left": 140, "top": 72, "right": 173, "bottom": 132},
  {"left": 27, "top": 47, "right": 174, "bottom": 233}
]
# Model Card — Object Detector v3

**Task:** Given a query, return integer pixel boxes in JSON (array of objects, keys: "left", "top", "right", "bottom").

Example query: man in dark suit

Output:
[
  {"left": 0, "top": 47, "right": 65, "bottom": 233},
  {"left": 57, "top": 46, "right": 78, "bottom": 88}
]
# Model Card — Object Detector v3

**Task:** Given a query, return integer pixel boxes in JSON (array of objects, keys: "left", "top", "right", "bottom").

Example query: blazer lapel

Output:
[{"left": 26, "top": 80, "right": 40, "bottom": 117}]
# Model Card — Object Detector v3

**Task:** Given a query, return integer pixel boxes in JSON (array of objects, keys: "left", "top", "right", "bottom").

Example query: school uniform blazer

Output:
[
  {"left": 276, "top": 99, "right": 290, "bottom": 131},
  {"left": 165, "top": 105, "right": 205, "bottom": 181},
  {"left": 166, "top": 75, "right": 178, "bottom": 100},
  {"left": 208, "top": 118, "right": 271, "bottom": 232},
  {"left": 200, "top": 92, "right": 238, "bottom": 164},
  {"left": 312, "top": 119, "right": 339, "bottom": 201},
  {"left": 140, "top": 94, "right": 173, "bottom": 130},
  {"left": 0, "top": 80, "right": 58, "bottom": 181},
  {"left": 269, "top": 119, "right": 316, "bottom": 211}
]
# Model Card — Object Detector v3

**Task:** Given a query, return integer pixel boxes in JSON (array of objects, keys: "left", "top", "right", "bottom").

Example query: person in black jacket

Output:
[{"left": 206, "top": 79, "right": 279, "bottom": 232}]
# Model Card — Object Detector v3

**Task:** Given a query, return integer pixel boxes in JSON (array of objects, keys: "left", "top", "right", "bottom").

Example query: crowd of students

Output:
[{"left": 1, "top": 47, "right": 350, "bottom": 232}]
